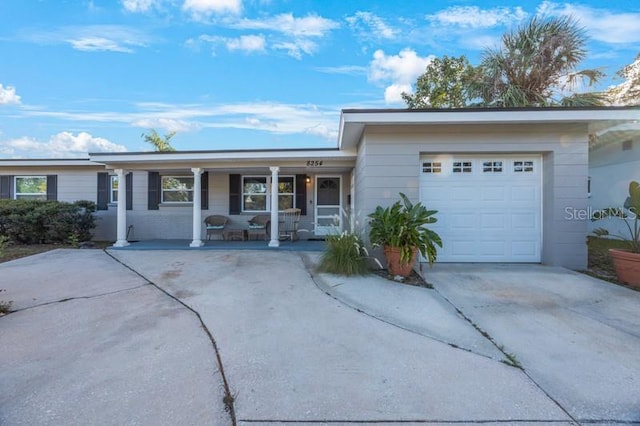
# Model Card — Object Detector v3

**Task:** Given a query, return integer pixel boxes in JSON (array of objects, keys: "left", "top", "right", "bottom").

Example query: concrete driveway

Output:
[{"left": 1, "top": 249, "right": 639, "bottom": 425}]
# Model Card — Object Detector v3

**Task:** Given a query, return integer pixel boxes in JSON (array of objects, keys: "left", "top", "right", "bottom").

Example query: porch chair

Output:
[
  {"left": 279, "top": 208, "right": 301, "bottom": 241},
  {"left": 247, "top": 214, "right": 271, "bottom": 241},
  {"left": 204, "top": 215, "right": 229, "bottom": 240}
]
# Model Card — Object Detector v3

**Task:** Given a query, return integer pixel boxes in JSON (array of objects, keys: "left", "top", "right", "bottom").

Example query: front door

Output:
[{"left": 315, "top": 176, "right": 341, "bottom": 236}]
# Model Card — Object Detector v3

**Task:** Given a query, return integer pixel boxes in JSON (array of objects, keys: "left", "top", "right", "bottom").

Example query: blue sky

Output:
[{"left": 0, "top": 0, "right": 638, "bottom": 158}]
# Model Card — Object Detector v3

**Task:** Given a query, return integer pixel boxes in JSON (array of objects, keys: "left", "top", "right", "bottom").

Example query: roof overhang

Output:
[
  {"left": 338, "top": 107, "right": 640, "bottom": 150},
  {"left": 89, "top": 148, "right": 356, "bottom": 169},
  {"left": 0, "top": 158, "right": 98, "bottom": 167}
]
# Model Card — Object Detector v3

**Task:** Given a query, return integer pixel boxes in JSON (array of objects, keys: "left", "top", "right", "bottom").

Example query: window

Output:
[
  {"left": 483, "top": 161, "right": 503, "bottom": 173},
  {"left": 243, "top": 176, "right": 267, "bottom": 211},
  {"left": 14, "top": 176, "right": 47, "bottom": 200},
  {"left": 514, "top": 161, "right": 534, "bottom": 173},
  {"left": 422, "top": 162, "right": 442, "bottom": 173},
  {"left": 242, "top": 175, "right": 295, "bottom": 212},
  {"left": 277, "top": 176, "right": 295, "bottom": 210},
  {"left": 161, "top": 176, "right": 194, "bottom": 203},
  {"left": 110, "top": 175, "right": 119, "bottom": 203},
  {"left": 453, "top": 161, "right": 472, "bottom": 173}
]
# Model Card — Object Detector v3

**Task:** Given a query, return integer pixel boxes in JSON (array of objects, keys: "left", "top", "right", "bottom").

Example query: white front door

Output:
[
  {"left": 315, "top": 176, "right": 341, "bottom": 236},
  {"left": 420, "top": 154, "right": 542, "bottom": 262}
]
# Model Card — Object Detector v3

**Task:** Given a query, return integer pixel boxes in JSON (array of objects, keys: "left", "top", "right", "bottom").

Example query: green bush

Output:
[
  {"left": 318, "top": 231, "right": 369, "bottom": 276},
  {"left": 0, "top": 199, "right": 97, "bottom": 244}
]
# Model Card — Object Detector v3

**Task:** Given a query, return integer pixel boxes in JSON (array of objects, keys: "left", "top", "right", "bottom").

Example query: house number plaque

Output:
[{"left": 306, "top": 160, "right": 324, "bottom": 166}]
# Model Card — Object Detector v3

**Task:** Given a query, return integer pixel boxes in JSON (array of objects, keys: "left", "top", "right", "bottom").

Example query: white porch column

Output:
[
  {"left": 190, "top": 168, "right": 204, "bottom": 247},
  {"left": 269, "top": 166, "right": 280, "bottom": 247},
  {"left": 113, "top": 168, "right": 129, "bottom": 247}
]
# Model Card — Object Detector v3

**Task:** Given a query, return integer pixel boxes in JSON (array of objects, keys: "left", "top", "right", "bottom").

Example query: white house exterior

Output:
[
  {"left": 588, "top": 122, "right": 640, "bottom": 238},
  {"left": 1, "top": 107, "right": 638, "bottom": 270}
]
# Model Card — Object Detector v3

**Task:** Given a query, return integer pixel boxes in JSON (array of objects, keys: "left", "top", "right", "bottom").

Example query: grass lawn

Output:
[
  {"left": 585, "top": 236, "right": 634, "bottom": 286},
  {"left": 0, "top": 241, "right": 112, "bottom": 264}
]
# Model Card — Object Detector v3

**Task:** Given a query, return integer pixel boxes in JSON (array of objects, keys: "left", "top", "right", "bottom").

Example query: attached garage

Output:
[{"left": 419, "top": 154, "right": 542, "bottom": 262}]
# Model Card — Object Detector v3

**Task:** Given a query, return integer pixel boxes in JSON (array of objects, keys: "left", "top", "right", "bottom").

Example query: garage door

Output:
[{"left": 420, "top": 154, "right": 541, "bottom": 263}]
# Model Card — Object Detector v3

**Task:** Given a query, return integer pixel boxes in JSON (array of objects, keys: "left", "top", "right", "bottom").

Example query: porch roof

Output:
[{"left": 89, "top": 147, "right": 356, "bottom": 171}]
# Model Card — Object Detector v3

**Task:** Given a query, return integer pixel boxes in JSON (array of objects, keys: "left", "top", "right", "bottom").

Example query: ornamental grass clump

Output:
[{"left": 318, "top": 231, "right": 369, "bottom": 276}]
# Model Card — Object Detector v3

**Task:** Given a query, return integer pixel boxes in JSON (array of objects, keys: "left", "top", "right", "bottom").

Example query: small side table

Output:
[{"left": 224, "top": 228, "right": 246, "bottom": 241}]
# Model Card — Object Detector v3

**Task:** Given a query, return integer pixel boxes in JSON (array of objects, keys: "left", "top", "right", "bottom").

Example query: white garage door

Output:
[{"left": 420, "top": 154, "right": 542, "bottom": 263}]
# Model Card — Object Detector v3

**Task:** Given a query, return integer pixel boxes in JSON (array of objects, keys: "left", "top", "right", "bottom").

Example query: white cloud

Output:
[
  {"left": 427, "top": 6, "right": 527, "bottom": 28},
  {"left": 232, "top": 13, "right": 339, "bottom": 38},
  {"left": 537, "top": 1, "right": 640, "bottom": 44},
  {"left": 0, "top": 132, "right": 127, "bottom": 158},
  {"left": 272, "top": 39, "right": 316, "bottom": 60},
  {"left": 132, "top": 118, "right": 201, "bottom": 132},
  {"left": 121, "top": 0, "right": 157, "bottom": 12},
  {"left": 0, "top": 84, "right": 21, "bottom": 105},
  {"left": 346, "top": 11, "right": 397, "bottom": 40},
  {"left": 226, "top": 34, "right": 266, "bottom": 53},
  {"left": 183, "top": 0, "right": 242, "bottom": 19},
  {"left": 68, "top": 37, "right": 134, "bottom": 53},
  {"left": 15, "top": 101, "right": 340, "bottom": 142},
  {"left": 314, "top": 65, "right": 368, "bottom": 75},
  {"left": 187, "top": 34, "right": 266, "bottom": 55},
  {"left": 369, "top": 48, "right": 434, "bottom": 104},
  {"left": 25, "top": 25, "right": 150, "bottom": 53}
]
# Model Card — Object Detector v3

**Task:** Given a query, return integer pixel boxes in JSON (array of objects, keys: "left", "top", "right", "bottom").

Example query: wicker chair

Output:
[
  {"left": 247, "top": 214, "right": 270, "bottom": 241},
  {"left": 279, "top": 208, "right": 301, "bottom": 241},
  {"left": 204, "top": 215, "right": 228, "bottom": 240}
]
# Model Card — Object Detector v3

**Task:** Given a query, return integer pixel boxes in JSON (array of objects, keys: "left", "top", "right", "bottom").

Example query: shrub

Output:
[
  {"left": 318, "top": 231, "right": 369, "bottom": 276},
  {"left": 0, "top": 199, "right": 97, "bottom": 244}
]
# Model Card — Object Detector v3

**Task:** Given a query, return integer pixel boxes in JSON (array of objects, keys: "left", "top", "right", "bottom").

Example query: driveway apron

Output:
[
  {"left": 0, "top": 250, "right": 229, "bottom": 426},
  {"left": 428, "top": 263, "right": 640, "bottom": 423},
  {"left": 112, "top": 250, "right": 571, "bottom": 424}
]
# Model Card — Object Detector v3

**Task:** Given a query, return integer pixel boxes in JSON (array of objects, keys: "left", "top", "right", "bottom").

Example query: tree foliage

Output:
[
  {"left": 142, "top": 129, "right": 176, "bottom": 152},
  {"left": 606, "top": 52, "right": 640, "bottom": 106},
  {"left": 470, "top": 16, "right": 604, "bottom": 107},
  {"left": 402, "top": 55, "right": 475, "bottom": 108}
]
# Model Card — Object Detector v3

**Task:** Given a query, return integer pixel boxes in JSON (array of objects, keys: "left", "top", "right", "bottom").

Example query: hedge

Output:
[{"left": 0, "top": 199, "right": 97, "bottom": 244}]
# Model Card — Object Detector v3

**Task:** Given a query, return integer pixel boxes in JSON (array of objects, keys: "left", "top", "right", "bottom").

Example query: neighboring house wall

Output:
[
  {"left": 0, "top": 166, "right": 101, "bottom": 203},
  {"left": 589, "top": 139, "right": 640, "bottom": 238},
  {"left": 354, "top": 123, "right": 589, "bottom": 270}
]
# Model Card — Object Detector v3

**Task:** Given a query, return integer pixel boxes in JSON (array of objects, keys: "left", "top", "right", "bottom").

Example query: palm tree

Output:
[
  {"left": 142, "top": 129, "right": 176, "bottom": 152},
  {"left": 470, "top": 16, "right": 605, "bottom": 107}
]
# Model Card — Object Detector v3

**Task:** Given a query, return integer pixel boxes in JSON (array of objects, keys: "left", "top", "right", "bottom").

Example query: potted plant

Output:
[
  {"left": 368, "top": 193, "right": 442, "bottom": 277},
  {"left": 592, "top": 180, "right": 640, "bottom": 288}
]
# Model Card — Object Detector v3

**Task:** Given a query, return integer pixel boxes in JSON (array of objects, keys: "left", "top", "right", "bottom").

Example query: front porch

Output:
[
  {"left": 90, "top": 148, "right": 357, "bottom": 249},
  {"left": 109, "top": 238, "right": 326, "bottom": 251}
]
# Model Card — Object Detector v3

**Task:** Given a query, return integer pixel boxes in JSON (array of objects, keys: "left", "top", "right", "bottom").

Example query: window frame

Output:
[
  {"left": 110, "top": 175, "right": 119, "bottom": 204},
  {"left": 161, "top": 175, "right": 195, "bottom": 204},
  {"left": 14, "top": 175, "right": 47, "bottom": 200},
  {"left": 241, "top": 175, "right": 296, "bottom": 213}
]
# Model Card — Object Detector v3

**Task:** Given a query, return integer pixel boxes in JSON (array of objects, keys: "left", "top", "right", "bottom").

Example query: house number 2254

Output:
[{"left": 306, "top": 160, "right": 324, "bottom": 166}]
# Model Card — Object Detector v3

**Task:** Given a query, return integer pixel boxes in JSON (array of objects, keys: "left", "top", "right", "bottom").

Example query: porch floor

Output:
[{"left": 109, "top": 239, "right": 326, "bottom": 251}]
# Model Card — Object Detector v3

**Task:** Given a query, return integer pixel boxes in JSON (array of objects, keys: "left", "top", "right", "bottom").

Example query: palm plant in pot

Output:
[
  {"left": 368, "top": 193, "right": 442, "bottom": 277},
  {"left": 592, "top": 180, "right": 640, "bottom": 287}
]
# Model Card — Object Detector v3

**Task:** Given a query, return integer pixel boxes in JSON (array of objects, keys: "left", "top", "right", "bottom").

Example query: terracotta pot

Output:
[
  {"left": 609, "top": 249, "right": 640, "bottom": 288},
  {"left": 384, "top": 245, "right": 418, "bottom": 277}
]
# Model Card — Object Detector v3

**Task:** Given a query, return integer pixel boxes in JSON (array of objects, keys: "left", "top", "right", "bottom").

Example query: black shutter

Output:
[
  {"left": 229, "top": 174, "right": 241, "bottom": 215},
  {"left": 0, "top": 175, "right": 13, "bottom": 199},
  {"left": 97, "top": 173, "right": 109, "bottom": 210},
  {"left": 148, "top": 172, "right": 160, "bottom": 210},
  {"left": 46, "top": 175, "right": 57, "bottom": 201},
  {"left": 201, "top": 172, "right": 209, "bottom": 210},
  {"left": 295, "top": 174, "right": 307, "bottom": 215},
  {"left": 126, "top": 172, "right": 133, "bottom": 211}
]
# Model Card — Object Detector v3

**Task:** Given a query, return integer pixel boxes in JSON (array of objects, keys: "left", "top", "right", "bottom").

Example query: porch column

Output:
[
  {"left": 269, "top": 166, "right": 280, "bottom": 247},
  {"left": 190, "top": 167, "right": 204, "bottom": 247},
  {"left": 113, "top": 168, "right": 129, "bottom": 248}
]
